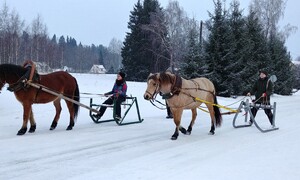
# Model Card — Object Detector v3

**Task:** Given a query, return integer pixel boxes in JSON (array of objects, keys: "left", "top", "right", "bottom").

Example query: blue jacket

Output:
[{"left": 105, "top": 81, "right": 127, "bottom": 98}]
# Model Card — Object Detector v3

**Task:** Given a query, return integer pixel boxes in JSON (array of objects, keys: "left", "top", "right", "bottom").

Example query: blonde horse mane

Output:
[{"left": 159, "top": 72, "right": 175, "bottom": 85}]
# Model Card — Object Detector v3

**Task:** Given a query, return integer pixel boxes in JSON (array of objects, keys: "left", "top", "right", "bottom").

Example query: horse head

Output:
[
  {"left": 144, "top": 72, "right": 177, "bottom": 100},
  {"left": 144, "top": 73, "right": 161, "bottom": 100},
  {"left": 0, "top": 64, "right": 26, "bottom": 92}
]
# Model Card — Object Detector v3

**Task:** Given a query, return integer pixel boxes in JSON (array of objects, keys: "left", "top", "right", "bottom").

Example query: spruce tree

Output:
[
  {"left": 226, "top": 0, "right": 247, "bottom": 95},
  {"left": 268, "top": 34, "right": 295, "bottom": 95},
  {"left": 204, "top": 0, "right": 232, "bottom": 96},
  {"left": 121, "top": 0, "right": 163, "bottom": 81},
  {"left": 181, "top": 23, "right": 202, "bottom": 79},
  {"left": 121, "top": 1, "right": 144, "bottom": 81},
  {"left": 242, "top": 9, "right": 270, "bottom": 94}
]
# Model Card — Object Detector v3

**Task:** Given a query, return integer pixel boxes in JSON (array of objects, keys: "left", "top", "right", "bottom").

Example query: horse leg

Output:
[
  {"left": 65, "top": 100, "right": 75, "bottom": 130},
  {"left": 50, "top": 98, "right": 62, "bottom": 130},
  {"left": 171, "top": 109, "right": 184, "bottom": 140},
  {"left": 207, "top": 104, "right": 216, "bottom": 135},
  {"left": 17, "top": 104, "right": 32, "bottom": 135},
  {"left": 28, "top": 109, "right": 36, "bottom": 133},
  {"left": 186, "top": 108, "right": 197, "bottom": 135}
]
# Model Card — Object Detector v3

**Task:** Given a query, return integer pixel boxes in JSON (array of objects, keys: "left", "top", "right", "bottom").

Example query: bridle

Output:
[
  {"left": 145, "top": 80, "right": 169, "bottom": 109},
  {"left": 145, "top": 80, "right": 160, "bottom": 100}
]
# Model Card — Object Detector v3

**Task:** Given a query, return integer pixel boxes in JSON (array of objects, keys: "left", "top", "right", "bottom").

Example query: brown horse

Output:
[
  {"left": 0, "top": 64, "right": 80, "bottom": 135},
  {"left": 144, "top": 72, "right": 222, "bottom": 140}
]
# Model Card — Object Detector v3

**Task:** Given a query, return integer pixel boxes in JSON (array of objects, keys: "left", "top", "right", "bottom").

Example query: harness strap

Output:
[
  {"left": 194, "top": 97, "right": 238, "bottom": 113},
  {"left": 171, "top": 74, "right": 182, "bottom": 95},
  {"left": 33, "top": 86, "right": 43, "bottom": 103},
  {"left": 150, "top": 99, "right": 167, "bottom": 110},
  {"left": 190, "top": 79, "right": 200, "bottom": 91}
]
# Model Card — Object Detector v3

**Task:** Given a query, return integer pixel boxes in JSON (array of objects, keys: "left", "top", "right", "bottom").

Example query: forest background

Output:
[{"left": 0, "top": 0, "right": 299, "bottom": 96}]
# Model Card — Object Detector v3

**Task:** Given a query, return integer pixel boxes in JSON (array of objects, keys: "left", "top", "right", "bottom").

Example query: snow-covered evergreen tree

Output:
[
  {"left": 181, "top": 19, "right": 204, "bottom": 79},
  {"left": 242, "top": 9, "right": 270, "bottom": 94},
  {"left": 268, "top": 34, "right": 295, "bottom": 95},
  {"left": 121, "top": 0, "right": 163, "bottom": 81},
  {"left": 204, "top": 0, "right": 232, "bottom": 96}
]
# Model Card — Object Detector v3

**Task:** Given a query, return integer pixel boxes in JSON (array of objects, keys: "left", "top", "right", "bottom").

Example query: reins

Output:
[
  {"left": 147, "top": 73, "right": 240, "bottom": 114},
  {"left": 149, "top": 99, "right": 167, "bottom": 110}
]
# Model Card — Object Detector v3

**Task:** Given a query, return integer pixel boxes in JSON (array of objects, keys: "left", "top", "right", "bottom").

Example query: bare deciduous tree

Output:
[
  {"left": 250, "top": 0, "right": 297, "bottom": 40},
  {"left": 31, "top": 14, "right": 48, "bottom": 62},
  {"left": 0, "top": 3, "right": 24, "bottom": 64}
]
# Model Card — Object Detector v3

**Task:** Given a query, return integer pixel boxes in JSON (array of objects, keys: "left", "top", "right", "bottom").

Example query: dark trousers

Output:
[
  {"left": 166, "top": 101, "right": 173, "bottom": 116},
  {"left": 251, "top": 102, "right": 273, "bottom": 125},
  {"left": 99, "top": 96, "right": 126, "bottom": 117}
]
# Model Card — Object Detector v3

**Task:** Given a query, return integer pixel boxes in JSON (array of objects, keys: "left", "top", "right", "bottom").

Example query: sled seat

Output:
[
  {"left": 89, "top": 96, "right": 143, "bottom": 125},
  {"left": 232, "top": 99, "right": 279, "bottom": 133}
]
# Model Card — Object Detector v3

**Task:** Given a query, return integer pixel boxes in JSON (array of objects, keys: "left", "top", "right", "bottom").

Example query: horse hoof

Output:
[
  {"left": 66, "top": 126, "right": 73, "bottom": 130},
  {"left": 171, "top": 134, "right": 178, "bottom": 140},
  {"left": 179, "top": 127, "right": 187, "bottom": 134},
  {"left": 50, "top": 121, "right": 57, "bottom": 130},
  {"left": 28, "top": 124, "right": 36, "bottom": 133},
  {"left": 171, "top": 136, "right": 177, "bottom": 140},
  {"left": 186, "top": 131, "right": 191, "bottom": 135},
  {"left": 208, "top": 131, "right": 215, "bottom": 135},
  {"left": 17, "top": 128, "right": 27, "bottom": 135}
]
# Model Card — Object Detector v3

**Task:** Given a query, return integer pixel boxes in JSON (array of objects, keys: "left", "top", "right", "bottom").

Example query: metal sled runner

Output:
[
  {"left": 232, "top": 99, "right": 279, "bottom": 133},
  {"left": 89, "top": 96, "right": 144, "bottom": 125}
]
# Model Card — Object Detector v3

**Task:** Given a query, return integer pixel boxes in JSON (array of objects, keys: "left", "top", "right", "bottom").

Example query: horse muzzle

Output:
[{"left": 144, "top": 93, "right": 151, "bottom": 100}]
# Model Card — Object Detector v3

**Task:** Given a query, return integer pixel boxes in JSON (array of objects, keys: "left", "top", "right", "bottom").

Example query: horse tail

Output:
[
  {"left": 213, "top": 95, "right": 222, "bottom": 127},
  {"left": 73, "top": 78, "right": 80, "bottom": 119}
]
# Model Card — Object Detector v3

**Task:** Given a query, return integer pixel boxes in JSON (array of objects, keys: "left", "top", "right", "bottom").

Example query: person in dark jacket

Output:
[
  {"left": 247, "top": 70, "right": 273, "bottom": 126},
  {"left": 93, "top": 72, "right": 127, "bottom": 120},
  {"left": 165, "top": 101, "right": 173, "bottom": 119}
]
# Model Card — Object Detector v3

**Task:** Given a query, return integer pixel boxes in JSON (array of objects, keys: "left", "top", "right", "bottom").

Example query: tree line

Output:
[
  {"left": 121, "top": 0, "right": 298, "bottom": 96},
  {"left": 1, "top": 0, "right": 298, "bottom": 96},
  {"left": 0, "top": 3, "right": 122, "bottom": 73}
]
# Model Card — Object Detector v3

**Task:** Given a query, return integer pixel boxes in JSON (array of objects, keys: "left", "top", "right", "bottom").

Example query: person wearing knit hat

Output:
[
  {"left": 247, "top": 69, "right": 274, "bottom": 127},
  {"left": 118, "top": 72, "right": 126, "bottom": 79},
  {"left": 92, "top": 72, "right": 127, "bottom": 120},
  {"left": 259, "top": 69, "right": 268, "bottom": 76}
]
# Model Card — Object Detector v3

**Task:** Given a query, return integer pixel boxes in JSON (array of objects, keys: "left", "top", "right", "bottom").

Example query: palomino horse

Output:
[
  {"left": 144, "top": 72, "right": 222, "bottom": 140},
  {"left": 0, "top": 64, "right": 80, "bottom": 135}
]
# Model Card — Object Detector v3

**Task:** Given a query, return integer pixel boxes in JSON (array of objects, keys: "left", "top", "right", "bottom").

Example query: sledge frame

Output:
[
  {"left": 89, "top": 96, "right": 144, "bottom": 125},
  {"left": 232, "top": 99, "right": 279, "bottom": 133}
]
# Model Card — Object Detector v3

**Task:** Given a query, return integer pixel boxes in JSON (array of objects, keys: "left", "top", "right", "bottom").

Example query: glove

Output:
[{"left": 262, "top": 93, "right": 267, "bottom": 97}]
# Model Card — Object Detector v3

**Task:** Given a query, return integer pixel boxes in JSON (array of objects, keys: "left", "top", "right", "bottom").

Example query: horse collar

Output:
[
  {"left": 171, "top": 74, "right": 182, "bottom": 95},
  {"left": 162, "top": 74, "right": 182, "bottom": 99}
]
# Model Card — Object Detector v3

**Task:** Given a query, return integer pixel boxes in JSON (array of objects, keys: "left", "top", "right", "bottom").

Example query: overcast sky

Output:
[{"left": 2, "top": 0, "right": 299, "bottom": 59}]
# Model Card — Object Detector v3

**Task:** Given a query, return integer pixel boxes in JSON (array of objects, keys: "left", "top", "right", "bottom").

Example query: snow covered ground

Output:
[{"left": 0, "top": 73, "right": 299, "bottom": 180}]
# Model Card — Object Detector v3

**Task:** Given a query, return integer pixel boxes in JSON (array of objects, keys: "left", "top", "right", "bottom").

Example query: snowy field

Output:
[{"left": 0, "top": 73, "right": 300, "bottom": 180}]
